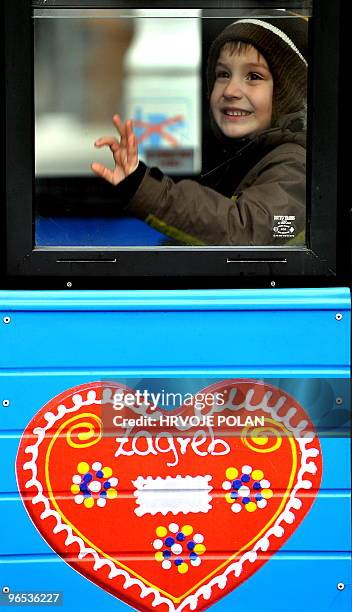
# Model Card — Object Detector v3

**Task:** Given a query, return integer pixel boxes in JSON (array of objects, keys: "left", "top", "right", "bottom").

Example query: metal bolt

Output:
[
  {"left": 2, "top": 587, "right": 10, "bottom": 594},
  {"left": 335, "top": 313, "right": 343, "bottom": 321},
  {"left": 335, "top": 397, "right": 343, "bottom": 405},
  {"left": 337, "top": 582, "right": 345, "bottom": 591},
  {"left": 2, "top": 316, "right": 11, "bottom": 324},
  {"left": 66, "top": 282, "right": 72, "bottom": 288},
  {"left": 2, "top": 400, "right": 10, "bottom": 408},
  {"left": 270, "top": 281, "right": 276, "bottom": 287}
]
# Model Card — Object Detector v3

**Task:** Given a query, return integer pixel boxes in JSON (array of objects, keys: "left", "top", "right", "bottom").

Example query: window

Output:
[{"left": 3, "top": 1, "right": 346, "bottom": 286}]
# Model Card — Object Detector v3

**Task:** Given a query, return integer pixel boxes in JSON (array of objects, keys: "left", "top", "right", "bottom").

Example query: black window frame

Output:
[{"left": 2, "top": 0, "right": 349, "bottom": 290}]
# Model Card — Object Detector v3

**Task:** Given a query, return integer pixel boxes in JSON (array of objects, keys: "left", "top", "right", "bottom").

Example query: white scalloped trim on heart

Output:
[{"left": 19, "top": 385, "right": 320, "bottom": 612}]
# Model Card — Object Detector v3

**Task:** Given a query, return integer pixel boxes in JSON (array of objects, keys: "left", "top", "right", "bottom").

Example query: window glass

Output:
[{"left": 34, "top": 7, "right": 310, "bottom": 248}]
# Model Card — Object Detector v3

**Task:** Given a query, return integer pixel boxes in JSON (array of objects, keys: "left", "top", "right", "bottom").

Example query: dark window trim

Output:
[
  {"left": 3, "top": 0, "right": 348, "bottom": 288},
  {"left": 32, "top": 1, "right": 313, "bottom": 10}
]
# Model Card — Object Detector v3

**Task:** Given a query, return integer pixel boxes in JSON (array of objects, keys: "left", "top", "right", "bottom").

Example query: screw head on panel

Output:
[
  {"left": 2, "top": 587, "right": 10, "bottom": 594},
  {"left": 2, "top": 316, "right": 11, "bottom": 324},
  {"left": 337, "top": 582, "right": 345, "bottom": 591},
  {"left": 2, "top": 400, "right": 10, "bottom": 407},
  {"left": 335, "top": 397, "right": 343, "bottom": 405},
  {"left": 335, "top": 313, "right": 343, "bottom": 321},
  {"left": 66, "top": 281, "right": 72, "bottom": 288}
]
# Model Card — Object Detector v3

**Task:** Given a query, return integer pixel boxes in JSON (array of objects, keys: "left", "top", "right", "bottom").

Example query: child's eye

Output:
[
  {"left": 215, "top": 70, "right": 230, "bottom": 80},
  {"left": 246, "top": 72, "right": 264, "bottom": 81}
]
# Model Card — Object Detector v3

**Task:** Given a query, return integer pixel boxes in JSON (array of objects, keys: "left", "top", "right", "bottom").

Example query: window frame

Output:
[{"left": 3, "top": 0, "right": 348, "bottom": 289}]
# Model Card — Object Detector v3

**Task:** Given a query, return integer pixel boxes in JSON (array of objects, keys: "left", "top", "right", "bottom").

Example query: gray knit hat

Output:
[{"left": 207, "top": 16, "right": 308, "bottom": 124}]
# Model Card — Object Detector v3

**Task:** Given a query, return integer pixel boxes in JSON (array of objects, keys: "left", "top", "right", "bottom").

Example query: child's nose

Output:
[{"left": 223, "top": 77, "right": 243, "bottom": 98}]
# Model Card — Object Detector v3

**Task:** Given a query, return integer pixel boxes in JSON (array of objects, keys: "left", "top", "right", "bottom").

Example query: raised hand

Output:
[{"left": 91, "top": 114, "right": 138, "bottom": 186}]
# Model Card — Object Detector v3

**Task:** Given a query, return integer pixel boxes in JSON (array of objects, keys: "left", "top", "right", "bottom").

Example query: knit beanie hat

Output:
[{"left": 207, "top": 15, "right": 308, "bottom": 126}]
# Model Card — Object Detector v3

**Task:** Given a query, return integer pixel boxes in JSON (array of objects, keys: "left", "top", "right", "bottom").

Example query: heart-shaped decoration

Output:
[{"left": 17, "top": 380, "right": 321, "bottom": 611}]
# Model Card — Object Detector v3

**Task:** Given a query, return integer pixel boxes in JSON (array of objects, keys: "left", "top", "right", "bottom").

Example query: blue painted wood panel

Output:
[{"left": 0, "top": 288, "right": 350, "bottom": 611}]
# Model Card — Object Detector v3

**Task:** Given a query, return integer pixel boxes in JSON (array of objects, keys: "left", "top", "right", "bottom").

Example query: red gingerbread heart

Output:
[{"left": 16, "top": 380, "right": 322, "bottom": 611}]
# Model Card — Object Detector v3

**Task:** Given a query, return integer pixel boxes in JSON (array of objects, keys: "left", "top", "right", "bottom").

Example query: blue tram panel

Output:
[{"left": 0, "top": 288, "right": 351, "bottom": 612}]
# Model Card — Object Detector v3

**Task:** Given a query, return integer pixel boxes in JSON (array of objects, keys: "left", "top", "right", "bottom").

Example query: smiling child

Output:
[{"left": 91, "top": 15, "right": 307, "bottom": 246}]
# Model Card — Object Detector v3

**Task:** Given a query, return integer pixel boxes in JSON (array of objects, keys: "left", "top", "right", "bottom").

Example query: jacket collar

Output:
[{"left": 202, "top": 110, "right": 306, "bottom": 182}]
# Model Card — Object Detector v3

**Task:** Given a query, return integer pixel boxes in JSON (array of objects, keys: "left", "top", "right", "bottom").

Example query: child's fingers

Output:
[
  {"left": 126, "top": 119, "right": 138, "bottom": 147},
  {"left": 91, "top": 162, "right": 116, "bottom": 185},
  {"left": 126, "top": 132, "right": 138, "bottom": 173},
  {"left": 125, "top": 119, "right": 134, "bottom": 137},
  {"left": 125, "top": 121, "right": 138, "bottom": 172},
  {"left": 115, "top": 148, "right": 127, "bottom": 170},
  {"left": 113, "top": 114, "right": 127, "bottom": 147},
  {"left": 94, "top": 136, "right": 120, "bottom": 153}
]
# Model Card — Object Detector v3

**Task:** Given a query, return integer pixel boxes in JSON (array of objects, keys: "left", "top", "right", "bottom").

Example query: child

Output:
[{"left": 91, "top": 16, "right": 307, "bottom": 246}]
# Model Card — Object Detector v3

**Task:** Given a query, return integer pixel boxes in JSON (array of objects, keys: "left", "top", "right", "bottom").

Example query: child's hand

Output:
[{"left": 91, "top": 114, "right": 138, "bottom": 185}]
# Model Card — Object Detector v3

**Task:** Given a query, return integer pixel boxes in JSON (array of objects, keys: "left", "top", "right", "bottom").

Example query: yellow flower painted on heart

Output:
[
  {"left": 222, "top": 465, "right": 273, "bottom": 513},
  {"left": 70, "top": 461, "right": 118, "bottom": 508},
  {"left": 153, "top": 523, "right": 206, "bottom": 573}
]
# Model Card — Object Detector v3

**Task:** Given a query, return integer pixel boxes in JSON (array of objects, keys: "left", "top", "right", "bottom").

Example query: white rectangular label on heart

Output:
[{"left": 133, "top": 475, "right": 213, "bottom": 516}]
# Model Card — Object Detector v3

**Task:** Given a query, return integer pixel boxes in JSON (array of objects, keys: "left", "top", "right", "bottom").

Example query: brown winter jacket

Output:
[{"left": 122, "top": 111, "right": 306, "bottom": 246}]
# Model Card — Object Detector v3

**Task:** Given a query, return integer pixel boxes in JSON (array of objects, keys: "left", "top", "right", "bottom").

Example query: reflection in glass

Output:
[{"left": 34, "top": 11, "right": 201, "bottom": 176}]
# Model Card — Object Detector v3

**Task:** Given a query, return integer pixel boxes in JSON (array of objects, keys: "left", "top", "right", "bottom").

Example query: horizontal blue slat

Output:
[
  {"left": 0, "top": 367, "right": 350, "bottom": 376},
  {"left": 0, "top": 288, "right": 350, "bottom": 311},
  {"left": 1, "top": 438, "right": 350, "bottom": 491},
  {"left": 0, "top": 310, "right": 350, "bottom": 368},
  {"left": 0, "top": 492, "right": 350, "bottom": 555},
  {"left": 0, "top": 374, "right": 349, "bottom": 429},
  {"left": 1, "top": 556, "right": 351, "bottom": 611}
]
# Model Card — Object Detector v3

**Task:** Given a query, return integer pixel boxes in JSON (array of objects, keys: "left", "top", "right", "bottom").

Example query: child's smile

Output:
[
  {"left": 221, "top": 107, "right": 254, "bottom": 120},
  {"left": 210, "top": 44, "right": 273, "bottom": 139}
]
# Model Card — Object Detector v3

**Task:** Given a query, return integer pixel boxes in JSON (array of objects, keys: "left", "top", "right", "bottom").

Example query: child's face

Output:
[{"left": 210, "top": 44, "right": 273, "bottom": 139}]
